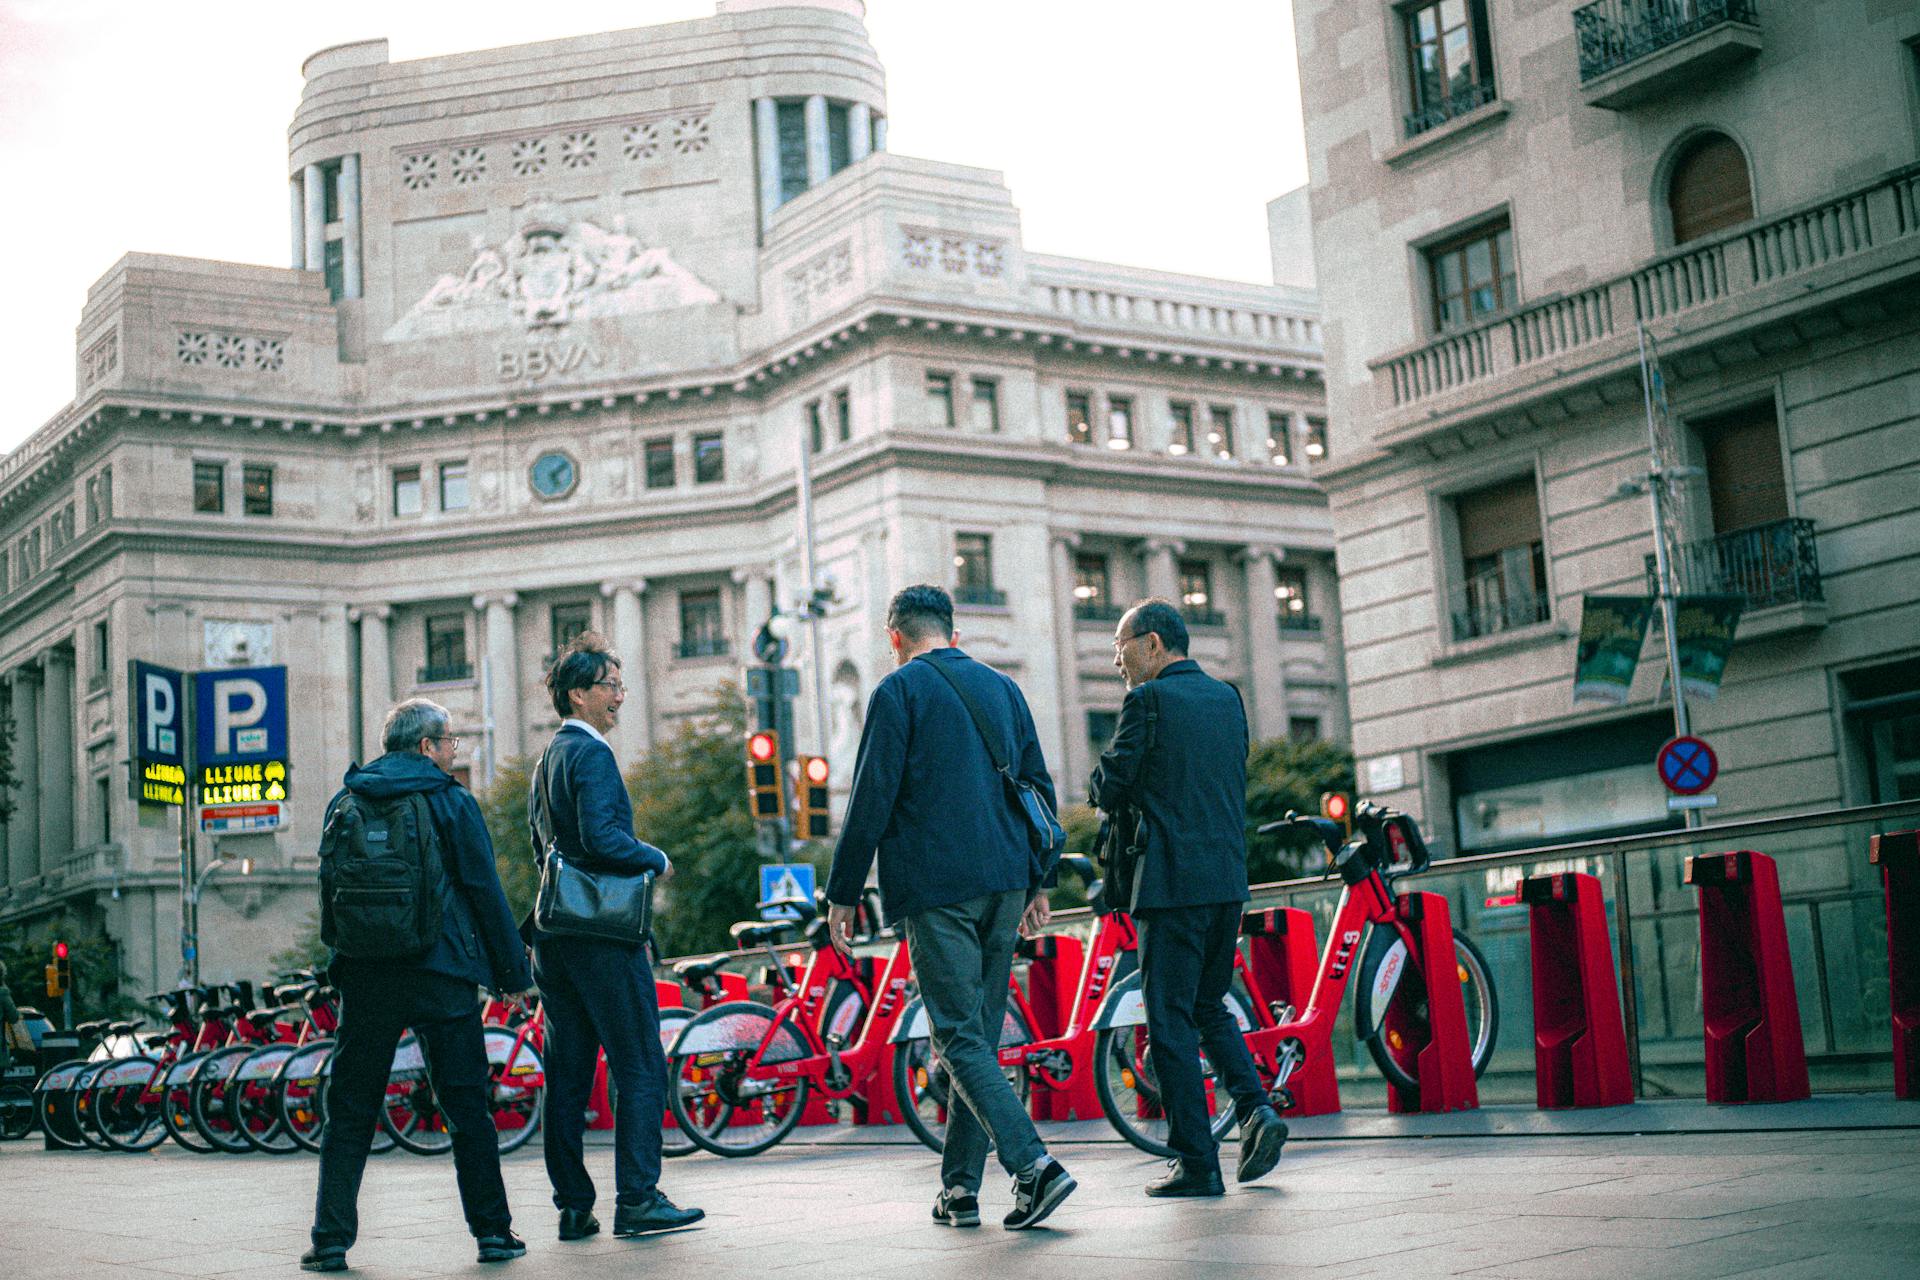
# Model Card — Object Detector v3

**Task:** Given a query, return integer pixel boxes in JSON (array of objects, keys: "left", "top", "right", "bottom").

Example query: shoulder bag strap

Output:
[
  {"left": 919, "top": 654, "right": 1014, "bottom": 776},
  {"left": 533, "top": 747, "right": 557, "bottom": 865}
]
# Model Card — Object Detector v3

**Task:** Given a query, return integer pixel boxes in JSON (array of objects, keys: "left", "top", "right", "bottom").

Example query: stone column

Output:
[
  {"left": 1049, "top": 532, "right": 1088, "bottom": 789},
  {"left": 1310, "top": 555, "right": 1351, "bottom": 743},
  {"left": 873, "top": 115, "right": 888, "bottom": 151},
  {"left": 848, "top": 102, "right": 872, "bottom": 163},
  {"left": 475, "top": 593, "right": 522, "bottom": 767},
  {"left": 349, "top": 605, "right": 392, "bottom": 761},
  {"left": 288, "top": 174, "right": 306, "bottom": 269},
  {"left": 1141, "top": 538, "right": 1184, "bottom": 603},
  {"left": 601, "top": 579, "right": 651, "bottom": 756},
  {"left": 39, "top": 650, "right": 74, "bottom": 869},
  {"left": 9, "top": 667, "right": 39, "bottom": 882},
  {"left": 338, "top": 154, "right": 362, "bottom": 300},
  {"left": 1237, "top": 548, "right": 1289, "bottom": 742},
  {"left": 302, "top": 161, "right": 326, "bottom": 272},
  {"left": 804, "top": 94, "right": 830, "bottom": 187},
  {"left": 754, "top": 98, "right": 781, "bottom": 229}
]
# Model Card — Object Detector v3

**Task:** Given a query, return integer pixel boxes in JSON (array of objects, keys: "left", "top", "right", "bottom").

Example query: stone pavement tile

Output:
[
  {"left": 1320, "top": 1240, "right": 1584, "bottom": 1276},
  {"left": 127, "top": 1250, "right": 309, "bottom": 1277},
  {"left": 1456, "top": 1232, "right": 1832, "bottom": 1280},
  {"left": 1447, "top": 1211, "right": 1798, "bottom": 1250},
  {"left": 1491, "top": 1190, "right": 1804, "bottom": 1219},
  {"left": 1727, "top": 1253, "right": 1920, "bottom": 1280}
]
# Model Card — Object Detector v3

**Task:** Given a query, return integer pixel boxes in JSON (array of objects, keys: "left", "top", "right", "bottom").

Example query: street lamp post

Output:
[{"left": 183, "top": 855, "right": 255, "bottom": 987}]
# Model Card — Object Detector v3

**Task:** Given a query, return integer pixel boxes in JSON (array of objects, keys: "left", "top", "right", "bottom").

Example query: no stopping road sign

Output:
[{"left": 1657, "top": 735, "right": 1718, "bottom": 796}]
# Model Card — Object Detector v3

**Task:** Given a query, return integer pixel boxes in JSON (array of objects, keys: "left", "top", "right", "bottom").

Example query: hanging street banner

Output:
[
  {"left": 1673, "top": 595, "right": 1744, "bottom": 701},
  {"left": 193, "top": 665, "right": 291, "bottom": 802},
  {"left": 129, "top": 660, "right": 189, "bottom": 806},
  {"left": 1573, "top": 595, "right": 1655, "bottom": 705}
]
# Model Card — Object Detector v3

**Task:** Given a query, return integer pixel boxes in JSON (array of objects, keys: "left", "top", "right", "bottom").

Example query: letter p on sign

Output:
[
  {"left": 143, "top": 672, "right": 176, "bottom": 755},
  {"left": 212, "top": 678, "right": 268, "bottom": 756}
]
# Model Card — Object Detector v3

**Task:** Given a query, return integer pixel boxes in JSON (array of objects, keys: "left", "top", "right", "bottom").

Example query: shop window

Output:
[
  {"left": 193, "top": 461, "right": 225, "bottom": 514},
  {"left": 1668, "top": 132, "right": 1754, "bottom": 246},
  {"left": 1451, "top": 473, "right": 1548, "bottom": 640}
]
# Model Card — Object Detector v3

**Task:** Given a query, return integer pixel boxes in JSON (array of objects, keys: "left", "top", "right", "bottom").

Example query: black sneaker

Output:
[
  {"left": 475, "top": 1230, "right": 527, "bottom": 1263},
  {"left": 299, "top": 1245, "right": 348, "bottom": 1273},
  {"left": 1003, "top": 1158, "right": 1076, "bottom": 1230},
  {"left": 612, "top": 1194, "right": 705, "bottom": 1237},
  {"left": 932, "top": 1188, "right": 981, "bottom": 1227},
  {"left": 558, "top": 1208, "right": 600, "bottom": 1241},
  {"left": 1236, "top": 1104, "right": 1289, "bottom": 1184}
]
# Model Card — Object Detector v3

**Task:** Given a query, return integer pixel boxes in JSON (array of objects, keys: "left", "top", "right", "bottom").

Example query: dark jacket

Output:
[
  {"left": 528, "top": 724, "right": 670, "bottom": 882},
  {"left": 324, "top": 752, "right": 532, "bottom": 995},
  {"left": 827, "top": 647, "right": 1058, "bottom": 920},
  {"left": 1090, "top": 659, "right": 1250, "bottom": 911}
]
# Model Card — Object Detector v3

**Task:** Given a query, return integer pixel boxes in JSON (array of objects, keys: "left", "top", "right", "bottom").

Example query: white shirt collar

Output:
[{"left": 561, "top": 717, "right": 609, "bottom": 748}]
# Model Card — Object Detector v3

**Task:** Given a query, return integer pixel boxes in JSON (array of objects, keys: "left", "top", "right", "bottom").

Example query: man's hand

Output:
[
  {"left": 826, "top": 903, "right": 857, "bottom": 958},
  {"left": 1019, "top": 894, "right": 1052, "bottom": 939}
]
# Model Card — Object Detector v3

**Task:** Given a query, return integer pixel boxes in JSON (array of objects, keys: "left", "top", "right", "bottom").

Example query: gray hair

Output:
[{"left": 382, "top": 698, "right": 452, "bottom": 755}]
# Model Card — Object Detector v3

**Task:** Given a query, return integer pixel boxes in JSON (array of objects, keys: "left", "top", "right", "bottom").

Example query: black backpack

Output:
[{"left": 319, "top": 791, "right": 448, "bottom": 960}]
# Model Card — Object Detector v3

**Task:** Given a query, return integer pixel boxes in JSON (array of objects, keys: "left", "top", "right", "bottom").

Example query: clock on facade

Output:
[{"left": 529, "top": 451, "right": 577, "bottom": 499}]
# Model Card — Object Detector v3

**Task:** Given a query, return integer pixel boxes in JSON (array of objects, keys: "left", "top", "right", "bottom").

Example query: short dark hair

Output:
[
  {"left": 1124, "top": 598, "right": 1188, "bottom": 656},
  {"left": 545, "top": 630, "right": 621, "bottom": 718},
  {"left": 382, "top": 698, "right": 452, "bottom": 754},
  {"left": 885, "top": 584, "right": 954, "bottom": 643}
]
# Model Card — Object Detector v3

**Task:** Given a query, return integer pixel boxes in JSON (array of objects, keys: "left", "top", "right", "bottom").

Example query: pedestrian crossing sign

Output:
[{"left": 758, "top": 863, "right": 817, "bottom": 921}]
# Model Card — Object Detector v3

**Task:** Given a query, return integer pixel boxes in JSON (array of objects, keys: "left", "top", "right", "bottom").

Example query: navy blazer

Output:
[
  {"left": 827, "top": 648, "right": 1058, "bottom": 921},
  {"left": 528, "top": 724, "right": 670, "bottom": 880},
  {"left": 1090, "top": 659, "right": 1250, "bottom": 912}
]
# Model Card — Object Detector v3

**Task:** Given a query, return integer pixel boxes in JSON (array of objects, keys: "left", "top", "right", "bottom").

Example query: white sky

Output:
[{"left": 0, "top": 0, "right": 1307, "bottom": 451}]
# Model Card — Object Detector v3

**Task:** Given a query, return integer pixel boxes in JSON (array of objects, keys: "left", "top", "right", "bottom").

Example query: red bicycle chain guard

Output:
[
  {"left": 1383, "top": 891, "right": 1479, "bottom": 1115},
  {"left": 1870, "top": 830, "right": 1920, "bottom": 1100},
  {"left": 1520, "top": 872, "right": 1632, "bottom": 1109},
  {"left": 1685, "top": 850, "right": 1810, "bottom": 1104},
  {"left": 1241, "top": 907, "right": 1341, "bottom": 1117}
]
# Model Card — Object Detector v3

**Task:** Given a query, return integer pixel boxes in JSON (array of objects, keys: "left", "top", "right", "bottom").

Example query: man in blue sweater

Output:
[{"left": 825, "top": 585, "right": 1075, "bottom": 1231}]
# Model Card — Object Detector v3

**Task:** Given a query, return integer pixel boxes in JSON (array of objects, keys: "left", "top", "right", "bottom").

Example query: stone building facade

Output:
[
  {"left": 1292, "top": 0, "right": 1920, "bottom": 853},
  {"left": 0, "top": 0, "right": 1338, "bottom": 992}
]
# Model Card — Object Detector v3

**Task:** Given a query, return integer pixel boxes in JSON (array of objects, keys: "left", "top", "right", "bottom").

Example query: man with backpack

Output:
[{"left": 305, "top": 698, "right": 534, "bottom": 1273}]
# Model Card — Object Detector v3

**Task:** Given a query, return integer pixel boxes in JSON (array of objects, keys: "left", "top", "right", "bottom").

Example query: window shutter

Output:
[
  {"left": 1701, "top": 406, "right": 1787, "bottom": 534},
  {"left": 1457, "top": 475, "right": 1542, "bottom": 561},
  {"left": 1669, "top": 134, "right": 1754, "bottom": 246}
]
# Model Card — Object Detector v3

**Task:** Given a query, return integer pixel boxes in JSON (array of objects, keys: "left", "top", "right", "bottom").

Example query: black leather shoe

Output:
[
  {"left": 1146, "top": 1159, "right": 1226, "bottom": 1198},
  {"left": 475, "top": 1230, "right": 526, "bottom": 1263},
  {"left": 612, "top": 1194, "right": 705, "bottom": 1237},
  {"left": 299, "top": 1245, "right": 348, "bottom": 1273},
  {"left": 1236, "top": 1104, "right": 1289, "bottom": 1184},
  {"left": 558, "top": 1209, "right": 600, "bottom": 1241}
]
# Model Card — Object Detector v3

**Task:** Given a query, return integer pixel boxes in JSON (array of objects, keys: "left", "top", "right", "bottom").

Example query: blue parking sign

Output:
[
  {"left": 758, "top": 864, "right": 817, "bottom": 921},
  {"left": 194, "top": 665, "right": 289, "bottom": 766}
]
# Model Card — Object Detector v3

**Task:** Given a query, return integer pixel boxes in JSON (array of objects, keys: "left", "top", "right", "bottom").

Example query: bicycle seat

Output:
[
  {"left": 140, "top": 1032, "right": 171, "bottom": 1050},
  {"left": 672, "top": 955, "right": 731, "bottom": 985},
  {"left": 243, "top": 1009, "right": 281, "bottom": 1031},
  {"left": 107, "top": 1021, "right": 141, "bottom": 1037},
  {"left": 76, "top": 1020, "right": 109, "bottom": 1036},
  {"left": 729, "top": 919, "right": 794, "bottom": 947}
]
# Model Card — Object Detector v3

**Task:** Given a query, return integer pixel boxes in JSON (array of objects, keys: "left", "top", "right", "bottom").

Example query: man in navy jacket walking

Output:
[{"left": 825, "top": 585, "right": 1076, "bottom": 1230}]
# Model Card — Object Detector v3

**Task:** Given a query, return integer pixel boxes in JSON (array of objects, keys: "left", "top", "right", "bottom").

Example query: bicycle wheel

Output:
[
  {"left": 306, "top": 1046, "right": 396, "bottom": 1155},
  {"left": 0, "top": 1081, "right": 36, "bottom": 1139},
  {"left": 666, "top": 1001, "right": 813, "bottom": 1158},
  {"left": 1354, "top": 925, "right": 1499, "bottom": 1094},
  {"left": 160, "top": 1052, "right": 218, "bottom": 1153},
  {"left": 482, "top": 1026, "right": 543, "bottom": 1155},
  {"left": 1092, "top": 989, "right": 1252, "bottom": 1159},
  {"left": 275, "top": 1039, "right": 335, "bottom": 1154},
  {"left": 227, "top": 1044, "right": 300, "bottom": 1153},
  {"left": 893, "top": 1000, "right": 1036, "bottom": 1155},
  {"left": 34, "top": 1060, "right": 90, "bottom": 1149},
  {"left": 190, "top": 1045, "right": 258, "bottom": 1153},
  {"left": 70, "top": 1061, "right": 118, "bottom": 1151},
  {"left": 89, "top": 1056, "right": 168, "bottom": 1152},
  {"left": 381, "top": 1031, "right": 454, "bottom": 1156},
  {"left": 657, "top": 1008, "right": 695, "bottom": 1158}
]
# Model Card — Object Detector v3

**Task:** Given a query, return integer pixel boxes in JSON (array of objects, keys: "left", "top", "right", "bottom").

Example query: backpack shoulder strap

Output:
[{"left": 919, "top": 655, "right": 1013, "bottom": 775}]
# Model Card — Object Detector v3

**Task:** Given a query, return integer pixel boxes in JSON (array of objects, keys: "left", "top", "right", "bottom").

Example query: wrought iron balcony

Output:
[
  {"left": 676, "top": 636, "right": 731, "bottom": 659},
  {"left": 1278, "top": 612, "right": 1323, "bottom": 636},
  {"left": 418, "top": 661, "right": 472, "bottom": 684},
  {"left": 954, "top": 584, "right": 1008, "bottom": 608},
  {"left": 1403, "top": 80, "right": 1498, "bottom": 140},
  {"left": 1574, "top": 0, "right": 1760, "bottom": 95},
  {"left": 1644, "top": 518, "right": 1822, "bottom": 612},
  {"left": 1073, "top": 602, "right": 1125, "bottom": 623},
  {"left": 1448, "top": 567, "right": 1551, "bottom": 643}
]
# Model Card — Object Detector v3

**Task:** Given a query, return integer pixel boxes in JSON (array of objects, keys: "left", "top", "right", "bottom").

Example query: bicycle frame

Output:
[{"left": 730, "top": 937, "right": 915, "bottom": 1102}]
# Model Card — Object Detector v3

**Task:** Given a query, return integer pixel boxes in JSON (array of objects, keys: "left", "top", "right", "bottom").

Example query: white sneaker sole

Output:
[{"left": 1005, "top": 1171, "right": 1077, "bottom": 1230}]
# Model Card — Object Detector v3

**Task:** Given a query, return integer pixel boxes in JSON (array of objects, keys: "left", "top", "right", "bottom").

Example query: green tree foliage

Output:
[
  {"left": 0, "top": 922, "right": 141, "bottom": 1027},
  {"left": 477, "top": 755, "right": 539, "bottom": 925},
  {"left": 268, "top": 912, "right": 330, "bottom": 975},
  {"left": 1243, "top": 737, "right": 1356, "bottom": 883}
]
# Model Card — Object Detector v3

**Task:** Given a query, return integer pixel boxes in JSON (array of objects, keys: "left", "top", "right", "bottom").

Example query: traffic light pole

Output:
[{"left": 177, "top": 782, "right": 198, "bottom": 987}]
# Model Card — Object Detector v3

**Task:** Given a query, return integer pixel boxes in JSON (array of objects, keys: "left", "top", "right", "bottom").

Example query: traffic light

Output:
[
  {"left": 746, "top": 730, "right": 784, "bottom": 819},
  {"left": 1319, "top": 792, "right": 1352, "bottom": 839},
  {"left": 794, "top": 755, "right": 831, "bottom": 840},
  {"left": 46, "top": 940, "right": 71, "bottom": 999}
]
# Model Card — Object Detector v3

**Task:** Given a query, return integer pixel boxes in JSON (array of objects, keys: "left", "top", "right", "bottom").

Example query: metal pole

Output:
[
  {"left": 184, "top": 784, "right": 202, "bottom": 986},
  {"left": 1637, "top": 324, "right": 1699, "bottom": 830},
  {"left": 1611, "top": 846, "right": 1644, "bottom": 1097},
  {"left": 793, "top": 427, "right": 831, "bottom": 756},
  {"left": 177, "top": 797, "right": 193, "bottom": 986}
]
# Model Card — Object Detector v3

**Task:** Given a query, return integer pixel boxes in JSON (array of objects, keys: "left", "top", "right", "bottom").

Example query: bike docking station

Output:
[
  {"left": 1684, "top": 849, "right": 1811, "bottom": 1104},
  {"left": 1518, "top": 872, "right": 1633, "bottom": 1109},
  {"left": 1381, "top": 891, "right": 1480, "bottom": 1115},
  {"left": 1867, "top": 829, "right": 1920, "bottom": 1100},
  {"left": 1019, "top": 931, "right": 1103, "bottom": 1122},
  {"left": 1239, "top": 906, "right": 1342, "bottom": 1117}
]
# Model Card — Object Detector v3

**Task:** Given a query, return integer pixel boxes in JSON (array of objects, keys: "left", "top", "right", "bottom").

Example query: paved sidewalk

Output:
[{"left": 4, "top": 1099, "right": 1916, "bottom": 1279}]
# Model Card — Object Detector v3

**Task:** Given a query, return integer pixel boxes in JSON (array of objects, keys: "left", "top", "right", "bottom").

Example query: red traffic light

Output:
[
  {"left": 54, "top": 940, "right": 69, "bottom": 960},
  {"left": 747, "top": 731, "right": 778, "bottom": 763},
  {"left": 803, "top": 756, "right": 830, "bottom": 785},
  {"left": 1320, "top": 792, "right": 1350, "bottom": 823}
]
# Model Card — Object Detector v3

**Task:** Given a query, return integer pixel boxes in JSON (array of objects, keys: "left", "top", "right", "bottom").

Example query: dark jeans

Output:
[
  {"left": 1136, "top": 901, "right": 1268, "bottom": 1172},
  {"left": 903, "top": 888, "right": 1047, "bottom": 1194},
  {"left": 533, "top": 934, "right": 665, "bottom": 1211},
  {"left": 312, "top": 968, "right": 510, "bottom": 1250}
]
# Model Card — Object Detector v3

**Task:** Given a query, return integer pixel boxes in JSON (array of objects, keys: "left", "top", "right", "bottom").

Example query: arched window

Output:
[{"left": 1667, "top": 133, "right": 1754, "bottom": 245}]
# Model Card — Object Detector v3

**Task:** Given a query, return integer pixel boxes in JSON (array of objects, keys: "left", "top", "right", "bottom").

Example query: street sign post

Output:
[
  {"left": 758, "top": 863, "right": 817, "bottom": 921},
  {"left": 200, "top": 802, "right": 285, "bottom": 834},
  {"left": 1657, "top": 735, "right": 1718, "bottom": 797},
  {"left": 129, "top": 661, "right": 188, "bottom": 807}
]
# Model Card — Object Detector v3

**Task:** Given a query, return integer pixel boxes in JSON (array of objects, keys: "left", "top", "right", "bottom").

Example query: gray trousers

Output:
[{"left": 903, "top": 888, "right": 1047, "bottom": 1193}]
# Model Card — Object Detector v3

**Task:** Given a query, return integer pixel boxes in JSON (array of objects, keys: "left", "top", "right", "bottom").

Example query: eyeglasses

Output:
[
  {"left": 592, "top": 679, "right": 628, "bottom": 694},
  {"left": 430, "top": 735, "right": 462, "bottom": 749},
  {"left": 1112, "top": 633, "right": 1146, "bottom": 653}
]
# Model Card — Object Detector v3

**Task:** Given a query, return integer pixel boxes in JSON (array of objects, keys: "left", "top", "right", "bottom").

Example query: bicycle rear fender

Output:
[
  {"left": 666, "top": 1000, "right": 810, "bottom": 1063},
  {"left": 889, "top": 998, "right": 1041, "bottom": 1046},
  {"left": 1090, "top": 972, "right": 1146, "bottom": 1031}
]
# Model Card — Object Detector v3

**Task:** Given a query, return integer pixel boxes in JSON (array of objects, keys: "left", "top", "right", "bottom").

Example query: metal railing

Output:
[
  {"left": 1448, "top": 564, "right": 1551, "bottom": 642},
  {"left": 676, "top": 636, "right": 730, "bottom": 659},
  {"left": 1278, "top": 611, "right": 1323, "bottom": 635},
  {"left": 1573, "top": 0, "right": 1759, "bottom": 82},
  {"left": 954, "top": 584, "right": 1008, "bottom": 607},
  {"left": 1073, "top": 602, "right": 1125, "bottom": 623},
  {"left": 1181, "top": 607, "right": 1227, "bottom": 628},
  {"left": 1645, "top": 517, "right": 1823, "bottom": 611},
  {"left": 1404, "top": 80, "right": 1498, "bottom": 139},
  {"left": 417, "top": 661, "right": 472, "bottom": 684}
]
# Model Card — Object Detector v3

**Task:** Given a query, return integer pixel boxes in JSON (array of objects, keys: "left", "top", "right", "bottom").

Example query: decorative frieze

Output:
[
  {"left": 901, "top": 228, "right": 1005, "bottom": 279},
  {"left": 786, "top": 239, "right": 855, "bottom": 325},
  {"left": 81, "top": 331, "right": 118, "bottom": 386},
  {"left": 391, "top": 108, "right": 713, "bottom": 198},
  {"left": 176, "top": 330, "right": 285, "bottom": 373}
]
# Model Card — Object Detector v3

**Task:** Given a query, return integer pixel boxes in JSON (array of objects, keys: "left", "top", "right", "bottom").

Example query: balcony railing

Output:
[
  {"left": 1073, "top": 602, "right": 1125, "bottom": 623},
  {"left": 954, "top": 584, "right": 1008, "bottom": 608},
  {"left": 1449, "top": 568, "right": 1551, "bottom": 643},
  {"left": 1278, "top": 612, "right": 1323, "bottom": 636},
  {"left": 1645, "top": 518, "right": 1822, "bottom": 612},
  {"left": 1573, "top": 0, "right": 1757, "bottom": 82},
  {"left": 418, "top": 661, "right": 472, "bottom": 684},
  {"left": 1181, "top": 607, "right": 1228, "bottom": 629},
  {"left": 1403, "top": 80, "right": 1498, "bottom": 140}
]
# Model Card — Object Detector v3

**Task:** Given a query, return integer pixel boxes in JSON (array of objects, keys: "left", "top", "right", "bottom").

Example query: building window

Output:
[
  {"left": 1107, "top": 396, "right": 1134, "bottom": 451},
  {"left": 92, "top": 618, "right": 110, "bottom": 686},
  {"left": 1697, "top": 402, "right": 1787, "bottom": 535},
  {"left": 807, "top": 400, "right": 826, "bottom": 454},
  {"left": 193, "top": 461, "right": 225, "bottom": 514},
  {"left": 1289, "top": 717, "right": 1322, "bottom": 744},
  {"left": 1265, "top": 412, "right": 1291, "bottom": 466},
  {"left": 422, "top": 614, "right": 469, "bottom": 682},
  {"left": 1067, "top": 392, "right": 1094, "bottom": 446},
  {"left": 1073, "top": 553, "right": 1115, "bottom": 619},
  {"left": 954, "top": 532, "right": 1004, "bottom": 606},
  {"left": 97, "top": 774, "right": 113, "bottom": 843},
  {"left": 1402, "top": 0, "right": 1496, "bottom": 138},
  {"left": 645, "top": 439, "right": 675, "bottom": 490},
  {"left": 1304, "top": 416, "right": 1328, "bottom": 462},
  {"left": 323, "top": 239, "right": 346, "bottom": 302},
  {"left": 827, "top": 101, "right": 851, "bottom": 173},
  {"left": 1843, "top": 659, "right": 1920, "bottom": 803},
  {"left": 970, "top": 378, "right": 1001, "bottom": 432},
  {"left": 1667, "top": 132, "right": 1754, "bottom": 246},
  {"left": 241, "top": 464, "right": 273, "bottom": 516},
  {"left": 320, "top": 158, "right": 342, "bottom": 223},
  {"left": 1451, "top": 473, "right": 1549, "bottom": 641},
  {"left": 678, "top": 589, "right": 727, "bottom": 658},
  {"left": 1428, "top": 219, "right": 1516, "bottom": 332},
  {"left": 834, "top": 388, "right": 852, "bottom": 442},
  {"left": 775, "top": 100, "right": 808, "bottom": 202},
  {"left": 926, "top": 372, "right": 956, "bottom": 427},
  {"left": 1179, "top": 560, "right": 1222, "bottom": 625},
  {"left": 693, "top": 433, "right": 725, "bottom": 484},
  {"left": 551, "top": 601, "right": 592, "bottom": 657},
  {"left": 1168, "top": 402, "right": 1196, "bottom": 456},
  {"left": 439, "top": 461, "right": 469, "bottom": 512},
  {"left": 1207, "top": 406, "right": 1235, "bottom": 460},
  {"left": 392, "top": 465, "right": 423, "bottom": 517},
  {"left": 1276, "top": 566, "right": 1315, "bottom": 631}
]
